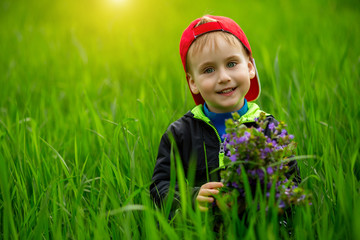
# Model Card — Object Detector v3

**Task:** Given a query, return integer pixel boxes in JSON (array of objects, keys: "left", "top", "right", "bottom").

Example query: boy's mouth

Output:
[{"left": 217, "top": 87, "right": 237, "bottom": 94}]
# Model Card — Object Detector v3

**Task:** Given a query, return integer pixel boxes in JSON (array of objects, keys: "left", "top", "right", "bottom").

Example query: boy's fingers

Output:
[
  {"left": 198, "top": 205, "right": 209, "bottom": 212},
  {"left": 196, "top": 195, "right": 214, "bottom": 203},
  {"left": 199, "top": 189, "right": 219, "bottom": 196},
  {"left": 196, "top": 182, "right": 224, "bottom": 211},
  {"left": 202, "top": 182, "right": 224, "bottom": 189}
]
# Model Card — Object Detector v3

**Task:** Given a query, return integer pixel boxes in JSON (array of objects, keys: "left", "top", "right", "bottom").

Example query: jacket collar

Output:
[{"left": 190, "top": 102, "right": 268, "bottom": 124}]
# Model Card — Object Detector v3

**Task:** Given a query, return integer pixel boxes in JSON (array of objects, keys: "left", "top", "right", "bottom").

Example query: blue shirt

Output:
[{"left": 203, "top": 99, "right": 248, "bottom": 141}]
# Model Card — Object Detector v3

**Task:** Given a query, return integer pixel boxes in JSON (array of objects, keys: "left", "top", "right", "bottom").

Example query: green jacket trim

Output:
[{"left": 191, "top": 102, "right": 268, "bottom": 124}]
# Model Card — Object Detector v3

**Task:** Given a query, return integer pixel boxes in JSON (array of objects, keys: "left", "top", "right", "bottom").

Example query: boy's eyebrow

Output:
[
  {"left": 225, "top": 54, "right": 242, "bottom": 61},
  {"left": 198, "top": 61, "right": 214, "bottom": 69}
]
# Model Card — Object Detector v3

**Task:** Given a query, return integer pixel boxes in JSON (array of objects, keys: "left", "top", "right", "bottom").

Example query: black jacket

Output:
[{"left": 150, "top": 103, "right": 300, "bottom": 210}]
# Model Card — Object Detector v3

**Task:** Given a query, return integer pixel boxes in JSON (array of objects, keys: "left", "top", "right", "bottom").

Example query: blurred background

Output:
[
  {"left": 1, "top": 0, "right": 359, "bottom": 163},
  {"left": 1, "top": 0, "right": 359, "bottom": 116}
]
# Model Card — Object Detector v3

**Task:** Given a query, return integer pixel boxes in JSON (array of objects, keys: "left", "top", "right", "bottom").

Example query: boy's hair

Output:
[
  {"left": 179, "top": 15, "right": 261, "bottom": 105},
  {"left": 187, "top": 16, "right": 250, "bottom": 72}
]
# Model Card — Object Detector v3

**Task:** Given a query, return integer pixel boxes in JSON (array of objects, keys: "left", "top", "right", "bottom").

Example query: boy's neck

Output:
[
  {"left": 204, "top": 99, "right": 248, "bottom": 119},
  {"left": 203, "top": 99, "right": 248, "bottom": 141}
]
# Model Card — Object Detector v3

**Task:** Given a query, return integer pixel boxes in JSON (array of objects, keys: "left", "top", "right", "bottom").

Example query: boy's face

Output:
[{"left": 187, "top": 34, "right": 255, "bottom": 113}]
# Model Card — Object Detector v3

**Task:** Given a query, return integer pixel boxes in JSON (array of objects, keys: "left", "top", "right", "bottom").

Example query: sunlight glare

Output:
[{"left": 111, "top": 0, "right": 126, "bottom": 4}]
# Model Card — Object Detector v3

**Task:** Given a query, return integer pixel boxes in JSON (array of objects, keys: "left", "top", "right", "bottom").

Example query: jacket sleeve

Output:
[
  {"left": 150, "top": 128, "right": 202, "bottom": 214},
  {"left": 264, "top": 116, "right": 301, "bottom": 184},
  {"left": 150, "top": 131, "right": 180, "bottom": 208}
]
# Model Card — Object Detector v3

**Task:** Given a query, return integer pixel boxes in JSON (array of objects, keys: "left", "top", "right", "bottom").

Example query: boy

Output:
[{"left": 150, "top": 15, "right": 300, "bottom": 213}]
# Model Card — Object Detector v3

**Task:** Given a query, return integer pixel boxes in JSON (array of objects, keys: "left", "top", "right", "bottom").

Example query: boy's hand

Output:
[{"left": 196, "top": 182, "right": 223, "bottom": 212}]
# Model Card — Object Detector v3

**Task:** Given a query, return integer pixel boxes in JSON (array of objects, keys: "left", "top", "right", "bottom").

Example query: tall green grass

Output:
[{"left": 1, "top": 0, "right": 359, "bottom": 238}]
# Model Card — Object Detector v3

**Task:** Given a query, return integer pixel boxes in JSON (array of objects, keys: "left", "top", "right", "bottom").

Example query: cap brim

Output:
[{"left": 245, "top": 58, "right": 261, "bottom": 102}]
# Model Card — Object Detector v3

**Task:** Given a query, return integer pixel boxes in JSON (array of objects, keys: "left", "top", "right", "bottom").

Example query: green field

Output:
[{"left": 1, "top": 0, "right": 360, "bottom": 239}]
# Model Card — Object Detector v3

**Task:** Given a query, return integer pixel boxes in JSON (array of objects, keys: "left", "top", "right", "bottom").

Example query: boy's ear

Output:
[
  {"left": 248, "top": 59, "right": 256, "bottom": 79},
  {"left": 187, "top": 73, "right": 200, "bottom": 94}
]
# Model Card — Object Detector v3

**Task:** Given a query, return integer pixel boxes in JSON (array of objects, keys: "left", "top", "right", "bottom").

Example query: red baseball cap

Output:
[{"left": 179, "top": 15, "right": 261, "bottom": 105}]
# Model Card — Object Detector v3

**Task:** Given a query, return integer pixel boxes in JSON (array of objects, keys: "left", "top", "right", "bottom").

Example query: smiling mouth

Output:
[{"left": 217, "top": 87, "right": 237, "bottom": 94}]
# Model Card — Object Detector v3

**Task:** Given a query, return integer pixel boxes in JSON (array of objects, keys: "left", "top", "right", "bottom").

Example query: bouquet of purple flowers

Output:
[{"left": 218, "top": 112, "right": 310, "bottom": 213}]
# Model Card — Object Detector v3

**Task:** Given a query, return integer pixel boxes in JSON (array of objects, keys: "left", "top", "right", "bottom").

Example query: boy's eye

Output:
[
  {"left": 227, "top": 62, "right": 237, "bottom": 68},
  {"left": 204, "top": 68, "right": 215, "bottom": 74}
]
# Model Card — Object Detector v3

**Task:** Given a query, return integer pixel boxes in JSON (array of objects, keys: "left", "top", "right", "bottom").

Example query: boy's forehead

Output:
[{"left": 187, "top": 32, "right": 246, "bottom": 64}]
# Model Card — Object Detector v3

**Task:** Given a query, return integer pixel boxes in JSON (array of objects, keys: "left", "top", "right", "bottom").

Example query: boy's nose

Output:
[{"left": 218, "top": 68, "right": 231, "bottom": 83}]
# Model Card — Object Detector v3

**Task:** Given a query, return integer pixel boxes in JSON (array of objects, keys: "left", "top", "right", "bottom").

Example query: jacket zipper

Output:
[
  {"left": 203, "top": 121, "right": 225, "bottom": 168},
  {"left": 219, "top": 141, "right": 225, "bottom": 168}
]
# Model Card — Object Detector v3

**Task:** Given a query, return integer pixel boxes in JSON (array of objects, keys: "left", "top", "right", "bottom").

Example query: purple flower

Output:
[
  {"left": 236, "top": 167, "right": 242, "bottom": 175},
  {"left": 257, "top": 169, "right": 265, "bottom": 180},
  {"left": 260, "top": 151, "right": 267, "bottom": 159},
  {"left": 279, "top": 200, "right": 286, "bottom": 208},
  {"left": 229, "top": 154, "right": 237, "bottom": 162},
  {"left": 232, "top": 182, "right": 239, "bottom": 188},
  {"left": 268, "top": 123, "right": 275, "bottom": 130},
  {"left": 267, "top": 167, "right": 274, "bottom": 175},
  {"left": 248, "top": 170, "right": 256, "bottom": 176},
  {"left": 289, "top": 134, "right": 294, "bottom": 140},
  {"left": 236, "top": 136, "right": 247, "bottom": 144},
  {"left": 276, "top": 145, "right": 283, "bottom": 150},
  {"left": 261, "top": 147, "right": 272, "bottom": 159},
  {"left": 298, "top": 194, "right": 306, "bottom": 201},
  {"left": 280, "top": 129, "right": 287, "bottom": 138},
  {"left": 228, "top": 139, "right": 236, "bottom": 146},
  {"left": 268, "top": 140, "right": 277, "bottom": 147}
]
